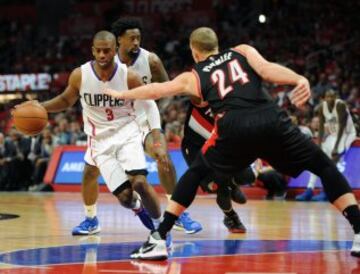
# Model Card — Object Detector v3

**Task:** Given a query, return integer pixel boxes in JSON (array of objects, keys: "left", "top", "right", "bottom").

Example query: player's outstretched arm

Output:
[
  {"left": 104, "top": 72, "right": 199, "bottom": 100},
  {"left": 41, "top": 68, "right": 81, "bottom": 113},
  {"left": 234, "top": 44, "right": 310, "bottom": 107}
]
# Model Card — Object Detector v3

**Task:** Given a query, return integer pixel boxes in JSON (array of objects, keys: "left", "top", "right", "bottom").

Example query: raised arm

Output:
[
  {"left": 234, "top": 44, "right": 310, "bottom": 107},
  {"left": 42, "top": 68, "right": 81, "bottom": 112},
  {"left": 105, "top": 71, "right": 199, "bottom": 100}
]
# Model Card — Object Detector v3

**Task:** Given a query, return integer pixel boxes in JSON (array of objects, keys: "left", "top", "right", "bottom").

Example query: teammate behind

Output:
[
  {"left": 104, "top": 27, "right": 360, "bottom": 260},
  {"left": 72, "top": 18, "right": 202, "bottom": 236},
  {"left": 296, "top": 89, "right": 356, "bottom": 201}
]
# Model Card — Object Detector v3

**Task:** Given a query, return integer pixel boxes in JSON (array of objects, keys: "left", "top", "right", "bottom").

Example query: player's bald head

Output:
[
  {"left": 190, "top": 27, "right": 218, "bottom": 52},
  {"left": 93, "top": 30, "right": 116, "bottom": 46}
]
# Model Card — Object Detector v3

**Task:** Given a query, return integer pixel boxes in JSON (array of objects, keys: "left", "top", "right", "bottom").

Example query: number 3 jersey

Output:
[
  {"left": 192, "top": 48, "right": 272, "bottom": 114},
  {"left": 80, "top": 61, "right": 135, "bottom": 138}
]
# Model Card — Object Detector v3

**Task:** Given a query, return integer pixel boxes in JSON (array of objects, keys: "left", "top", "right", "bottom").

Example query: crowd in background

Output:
[{"left": 0, "top": 0, "right": 359, "bottom": 190}]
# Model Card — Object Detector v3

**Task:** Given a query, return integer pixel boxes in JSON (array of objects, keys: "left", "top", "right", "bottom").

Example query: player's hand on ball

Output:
[
  {"left": 289, "top": 77, "right": 310, "bottom": 108},
  {"left": 14, "top": 100, "right": 41, "bottom": 109}
]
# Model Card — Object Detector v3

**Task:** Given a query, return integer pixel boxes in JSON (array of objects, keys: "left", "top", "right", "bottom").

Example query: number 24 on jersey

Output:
[{"left": 211, "top": 60, "right": 249, "bottom": 99}]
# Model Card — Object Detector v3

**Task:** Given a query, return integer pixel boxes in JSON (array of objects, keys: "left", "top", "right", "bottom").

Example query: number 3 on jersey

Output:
[
  {"left": 211, "top": 60, "right": 249, "bottom": 99},
  {"left": 105, "top": 108, "right": 114, "bottom": 121}
]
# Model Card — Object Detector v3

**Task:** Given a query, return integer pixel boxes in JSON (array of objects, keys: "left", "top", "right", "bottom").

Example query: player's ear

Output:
[{"left": 91, "top": 46, "right": 96, "bottom": 57}]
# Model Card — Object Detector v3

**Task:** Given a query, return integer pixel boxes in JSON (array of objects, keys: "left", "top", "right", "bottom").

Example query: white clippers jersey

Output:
[
  {"left": 80, "top": 61, "right": 135, "bottom": 138},
  {"left": 115, "top": 48, "right": 152, "bottom": 124},
  {"left": 323, "top": 99, "right": 356, "bottom": 136}
]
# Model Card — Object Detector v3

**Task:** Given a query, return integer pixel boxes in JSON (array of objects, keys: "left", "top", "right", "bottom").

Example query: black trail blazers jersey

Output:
[
  {"left": 192, "top": 48, "right": 272, "bottom": 113},
  {"left": 183, "top": 102, "right": 214, "bottom": 146}
]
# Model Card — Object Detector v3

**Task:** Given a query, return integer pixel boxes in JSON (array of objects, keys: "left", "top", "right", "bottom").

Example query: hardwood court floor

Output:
[{"left": 0, "top": 192, "right": 359, "bottom": 274}]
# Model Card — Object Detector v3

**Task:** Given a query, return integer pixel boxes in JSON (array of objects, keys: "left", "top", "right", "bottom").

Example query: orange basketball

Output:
[{"left": 12, "top": 103, "right": 48, "bottom": 136}]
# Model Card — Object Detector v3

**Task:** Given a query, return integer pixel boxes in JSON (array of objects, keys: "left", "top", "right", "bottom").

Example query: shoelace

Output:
[
  {"left": 79, "top": 218, "right": 95, "bottom": 229},
  {"left": 180, "top": 212, "right": 193, "bottom": 223}
]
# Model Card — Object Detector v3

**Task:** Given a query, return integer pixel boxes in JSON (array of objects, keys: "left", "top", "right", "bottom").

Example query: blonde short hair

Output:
[{"left": 190, "top": 27, "right": 218, "bottom": 52}]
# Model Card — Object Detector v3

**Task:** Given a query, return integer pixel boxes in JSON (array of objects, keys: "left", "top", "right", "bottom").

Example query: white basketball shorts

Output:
[{"left": 84, "top": 121, "right": 147, "bottom": 193}]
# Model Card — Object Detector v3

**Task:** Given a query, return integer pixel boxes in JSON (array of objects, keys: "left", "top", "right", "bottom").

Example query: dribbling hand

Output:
[
  {"left": 289, "top": 77, "right": 311, "bottom": 108},
  {"left": 11, "top": 100, "right": 41, "bottom": 115},
  {"left": 14, "top": 100, "right": 41, "bottom": 109}
]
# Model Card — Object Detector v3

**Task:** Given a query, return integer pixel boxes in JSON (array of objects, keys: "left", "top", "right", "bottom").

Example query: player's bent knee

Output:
[
  {"left": 309, "top": 151, "right": 352, "bottom": 203},
  {"left": 112, "top": 181, "right": 133, "bottom": 207},
  {"left": 318, "top": 166, "right": 352, "bottom": 203},
  {"left": 118, "top": 188, "right": 133, "bottom": 208},
  {"left": 132, "top": 177, "right": 148, "bottom": 195}
]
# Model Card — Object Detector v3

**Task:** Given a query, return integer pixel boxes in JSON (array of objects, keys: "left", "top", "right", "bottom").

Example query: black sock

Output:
[
  {"left": 343, "top": 205, "right": 360, "bottom": 234},
  {"left": 158, "top": 211, "right": 179, "bottom": 239},
  {"left": 224, "top": 209, "right": 236, "bottom": 217}
]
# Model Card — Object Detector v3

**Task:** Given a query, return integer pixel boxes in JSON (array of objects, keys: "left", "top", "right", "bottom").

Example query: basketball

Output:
[{"left": 12, "top": 103, "right": 48, "bottom": 136}]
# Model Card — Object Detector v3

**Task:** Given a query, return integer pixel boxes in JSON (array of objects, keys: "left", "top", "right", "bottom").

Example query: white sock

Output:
[
  {"left": 84, "top": 204, "right": 97, "bottom": 219},
  {"left": 152, "top": 217, "right": 162, "bottom": 229},
  {"left": 307, "top": 173, "right": 317, "bottom": 189},
  {"left": 132, "top": 198, "right": 141, "bottom": 210}
]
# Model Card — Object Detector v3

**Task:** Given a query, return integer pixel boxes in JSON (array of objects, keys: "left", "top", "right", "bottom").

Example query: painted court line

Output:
[
  {"left": 99, "top": 270, "right": 147, "bottom": 273},
  {"left": 226, "top": 273, "right": 297, "bottom": 274}
]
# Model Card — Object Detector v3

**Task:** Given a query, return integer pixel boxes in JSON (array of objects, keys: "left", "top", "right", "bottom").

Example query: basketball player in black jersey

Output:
[
  {"left": 105, "top": 27, "right": 360, "bottom": 260},
  {"left": 182, "top": 101, "right": 254, "bottom": 233}
]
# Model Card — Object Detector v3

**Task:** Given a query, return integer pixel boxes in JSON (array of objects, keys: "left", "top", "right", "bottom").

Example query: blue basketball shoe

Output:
[
  {"left": 173, "top": 212, "right": 202, "bottom": 234},
  {"left": 311, "top": 191, "right": 328, "bottom": 201},
  {"left": 165, "top": 232, "right": 172, "bottom": 250},
  {"left": 295, "top": 188, "right": 314, "bottom": 201},
  {"left": 72, "top": 216, "right": 101, "bottom": 236}
]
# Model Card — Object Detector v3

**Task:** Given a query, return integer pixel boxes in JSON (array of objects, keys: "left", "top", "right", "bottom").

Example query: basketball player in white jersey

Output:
[
  {"left": 72, "top": 18, "right": 202, "bottom": 236},
  {"left": 296, "top": 89, "right": 356, "bottom": 201},
  {"left": 16, "top": 31, "right": 162, "bottom": 234}
]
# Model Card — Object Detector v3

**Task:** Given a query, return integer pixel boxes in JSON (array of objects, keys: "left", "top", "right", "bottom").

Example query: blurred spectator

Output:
[
  {"left": 70, "top": 121, "right": 87, "bottom": 145},
  {"left": 55, "top": 118, "right": 72, "bottom": 145},
  {"left": 4, "top": 129, "right": 33, "bottom": 190},
  {"left": 165, "top": 121, "right": 182, "bottom": 146},
  {"left": 29, "top": 129, "right": 55, "bottom": 189},
  {"left": 310, "top": 116, "right": 321, "bottom": 138}
]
